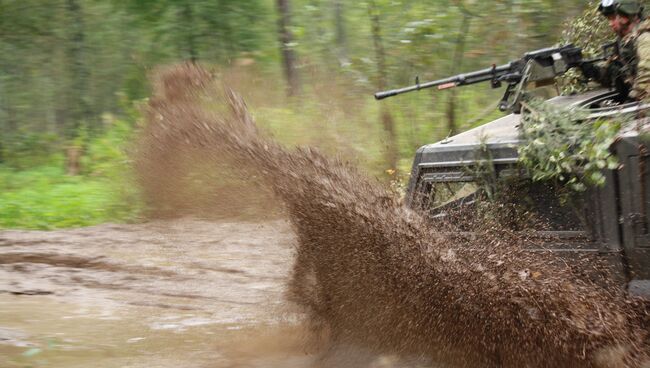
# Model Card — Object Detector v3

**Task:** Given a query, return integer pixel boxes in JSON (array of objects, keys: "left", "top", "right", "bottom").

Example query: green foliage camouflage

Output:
[
  {"left": 559, "top": 0, "right": 612, "bottom": 93},
  {"left": 513, "top": 2, "right": 628, "bottom": 197},
  {"left": 518, "top": 99, "right": 623, "bottom": 193}
]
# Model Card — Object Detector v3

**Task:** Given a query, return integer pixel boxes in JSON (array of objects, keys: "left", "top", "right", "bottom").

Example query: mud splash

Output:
[{"left": 136, "top": 63, "right": 650, "bottom": 368}]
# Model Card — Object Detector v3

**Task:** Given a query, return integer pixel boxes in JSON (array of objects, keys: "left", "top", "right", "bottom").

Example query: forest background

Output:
[{"left": 0, "top": 0, "right": 600, "bottom": 229}]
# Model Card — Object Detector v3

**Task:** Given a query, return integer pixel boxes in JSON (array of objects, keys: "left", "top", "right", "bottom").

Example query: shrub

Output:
[{"left": 518, "top": 99, "right": 623, "bottom": 193}]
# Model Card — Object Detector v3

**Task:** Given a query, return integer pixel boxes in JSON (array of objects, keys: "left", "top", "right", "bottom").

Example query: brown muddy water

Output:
[
  {"left": 0, "top": 220, "right": 322, "bottom": 368},
  {"left": 0, "top": 221, "right": 429, "bottom": 368}
]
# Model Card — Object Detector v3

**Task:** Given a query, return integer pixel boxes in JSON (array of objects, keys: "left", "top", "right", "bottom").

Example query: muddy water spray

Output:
[{"left": 135, "top": 64, "right": 650, "bottom": 368}]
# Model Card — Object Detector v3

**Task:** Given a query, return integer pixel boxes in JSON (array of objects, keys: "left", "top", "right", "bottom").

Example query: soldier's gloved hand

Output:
[
  {"left": 606, "top": 60, "right": 625, "bottom": 80},
  {"left": 607, "top": 61, "right": 631, "bottom": 101},
  {"left": 579, "top": 62, "right": 600, "bottom": 80}
]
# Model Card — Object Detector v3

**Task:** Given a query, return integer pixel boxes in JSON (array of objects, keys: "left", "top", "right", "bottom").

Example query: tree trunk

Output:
[
  {"left": 276, "top": 0, "right": 300, "bottom": 97},
  {"left": 333, "top": 0, "right": 348, "bottom": 64},
  {"left": 64, "top": 0, "right": 93, "bottom": 174},
  {"left": 66, "top": 145, "right": 82, "bottom": 176},
  {"left": 368, "top": 1, "right": 387, "bottom": 91},
  {"left": 6, "top": 106, "right": 17, "bottom": 134},
  {"left": 65, "top": 0, "right": 91, "bottom": 140},
  {"left": 307, "top": 0, "right": 329, "bottom": 67},
  {"left": 368, "top": 0, "right": 398, "bottom": 172},
  {"left": 0, "top": 69, "right": 17, "bottom": 135},
  {"left": 182, "top": 1, "right": 198, "bottom": 62},
  {"left": 445, "top": 11, "right": 472, "bottom": 136}
]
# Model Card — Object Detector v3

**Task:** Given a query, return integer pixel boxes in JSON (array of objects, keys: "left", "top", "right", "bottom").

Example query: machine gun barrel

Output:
[
  {"left": 374, "top": 63, "right": 512, "bottom": 100},
  {"left": 373, "top": 44, "right": 613, "bottom": 113}
]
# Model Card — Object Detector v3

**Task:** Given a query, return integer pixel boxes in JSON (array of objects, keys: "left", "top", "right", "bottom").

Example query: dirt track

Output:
[
  {"left": 0, "top": 220, "right": 439, "bottom": 368},
  {"left": 0, "top": 219, "right": 315, "bottom": 368}
]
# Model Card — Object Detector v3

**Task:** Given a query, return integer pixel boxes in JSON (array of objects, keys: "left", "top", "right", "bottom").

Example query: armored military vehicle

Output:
[{"left": 376, "top": 45, "right": 650, "bottom": 298}]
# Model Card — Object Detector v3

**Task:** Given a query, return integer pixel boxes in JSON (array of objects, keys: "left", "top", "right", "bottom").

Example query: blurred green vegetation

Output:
[
  {"left": 0, "top": 118, "right": 142, "bottom": 230},
  {"left": 0, "top": 0, "right": 603, "bottom": 229},
  {"left": 0, "top": 165, "right": 141, "bottom": 229}
]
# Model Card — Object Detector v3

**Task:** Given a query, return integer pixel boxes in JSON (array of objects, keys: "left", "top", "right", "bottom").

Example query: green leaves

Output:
[
  {"left": 518, "top": 99, "right": 624, "bottom": 193},
  {"left": 559, "top": 1, "right": 612, "bottom": 93}
]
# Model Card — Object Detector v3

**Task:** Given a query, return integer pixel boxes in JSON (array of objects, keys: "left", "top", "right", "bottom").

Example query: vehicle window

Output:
[
  {"left": 415, "top": 176, "right": 588, "bottom": 232},
  {"left": 430, "top": 182, "right": 479, "bottom": 209}
]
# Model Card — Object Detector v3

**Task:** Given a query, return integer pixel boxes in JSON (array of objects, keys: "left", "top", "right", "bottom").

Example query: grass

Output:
[
  {"left": 0, "top": 117, "right": 143, "bottom": 230},
  {"left": 0, "top": 165, "right": 142, "bottom": 230}
]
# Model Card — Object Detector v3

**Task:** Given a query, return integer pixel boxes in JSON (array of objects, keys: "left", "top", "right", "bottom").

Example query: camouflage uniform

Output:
[
  {"left": 587, "top": 19, "right": 650, "bottom": 101},
  {"left": 589, "top": 0, "right": 650, "bottom": 101},
  {"left": 622, "top": 19, "right": 650, "bottom": 100}
]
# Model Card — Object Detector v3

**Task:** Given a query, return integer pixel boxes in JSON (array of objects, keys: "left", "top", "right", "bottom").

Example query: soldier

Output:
[{"left": 582, "top": 0, "right": 650, "bottom": 101}]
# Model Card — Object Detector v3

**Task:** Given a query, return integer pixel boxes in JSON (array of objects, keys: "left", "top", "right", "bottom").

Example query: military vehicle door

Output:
[{"left": 614, "top": 128, "right": 650, "bottom": 295}]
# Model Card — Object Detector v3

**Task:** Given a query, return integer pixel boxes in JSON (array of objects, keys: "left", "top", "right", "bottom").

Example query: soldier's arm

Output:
[
  {"left": 632, "top": 32, "right": 650, "bottom": 101},
  {"left": 581, "top": 60, "right": 617, "bottom": 88}
]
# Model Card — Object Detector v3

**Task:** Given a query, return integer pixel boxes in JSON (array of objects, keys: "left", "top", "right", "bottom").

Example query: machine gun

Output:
[{"left": 374, "top": 44, "right": 616, "bottom": 114}]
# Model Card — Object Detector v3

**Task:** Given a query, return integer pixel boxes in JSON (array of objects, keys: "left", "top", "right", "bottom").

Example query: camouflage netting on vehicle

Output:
[{"left": 559, "top": 0, "right": 612, "bottom": 93}]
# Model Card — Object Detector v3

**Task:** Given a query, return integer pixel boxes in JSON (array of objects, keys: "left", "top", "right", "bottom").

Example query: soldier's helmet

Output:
[{"left": 599, "top": 0, "right": 645, "bottom": 17}]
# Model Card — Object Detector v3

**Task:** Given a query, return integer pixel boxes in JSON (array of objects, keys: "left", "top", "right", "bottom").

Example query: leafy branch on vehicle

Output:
[{"left": 518, "top": 99, "right": 623, "bottom": 194}]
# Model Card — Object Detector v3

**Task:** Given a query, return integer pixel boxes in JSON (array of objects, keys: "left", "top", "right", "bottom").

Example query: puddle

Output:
[{"left": 0, "top": 220, "right": 318, "bottom": 368}]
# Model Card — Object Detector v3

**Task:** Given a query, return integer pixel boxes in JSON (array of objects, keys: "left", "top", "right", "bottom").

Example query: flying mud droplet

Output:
[{"left": 135, "top": 63, "right": 650, "bottom": 368}]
